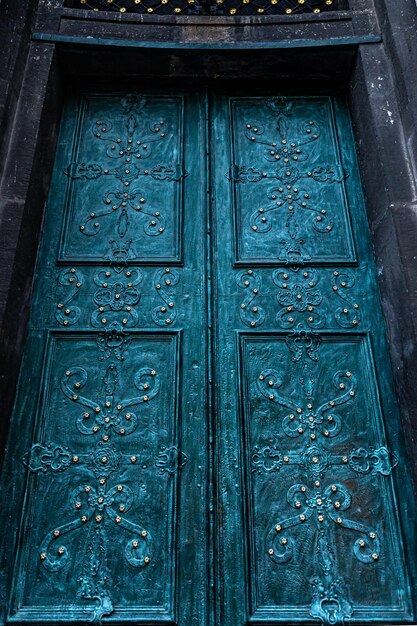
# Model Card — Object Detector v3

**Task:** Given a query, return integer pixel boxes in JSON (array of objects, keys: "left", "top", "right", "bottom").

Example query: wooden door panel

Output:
[
  {"left": 15, "top": 333, "right": 180, "bottom": 622},
  {"left": 228, "top": 97, "right": 356, "bottom": 266},
  {"left": 239, "top": 333, "right": 407, "bottom": 621},
  {"left": 59, "top": 94, "right": 185, "bottom": 265}
]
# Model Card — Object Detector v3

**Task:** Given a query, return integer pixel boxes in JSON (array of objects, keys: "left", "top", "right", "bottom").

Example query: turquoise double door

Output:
[{"left": 0, "top": 87, "right": 413, "bottom": 625}]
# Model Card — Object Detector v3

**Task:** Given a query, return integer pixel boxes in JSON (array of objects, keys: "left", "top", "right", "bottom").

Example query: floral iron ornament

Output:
[
  {"left": 65, "top": 95, "right": 187, "bottom": 253},
  {"left": 60, "top": 361, "right": 160, "bottom": 437},
  {"left": 23, "top": 360, "right": 164, "bottom": 621},
  {"left": 229, "top": 97, "right": 347, "bottom": 264},
  {"left": 55, "top": 265, "right": 181, "bottom": 330},
  {"left": 253, "top": 330, "right": 398, "bottom": 625},
  {"left": 236, "top": 268, "right": 361, "bottom": 330}
]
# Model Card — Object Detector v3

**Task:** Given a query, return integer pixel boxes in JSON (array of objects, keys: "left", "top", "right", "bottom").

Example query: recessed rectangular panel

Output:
[
  {"left": 13, "top": 332, "right": 180, "bottom": 622},
  {"left": 229, "top": 97, "right": 356, "bottom": 265},
  {"left": 59, "top": 94, "right": 185, "bottom": 264},
  {"left": 239, "top": 333, "right": 410, "bottom": 622}
]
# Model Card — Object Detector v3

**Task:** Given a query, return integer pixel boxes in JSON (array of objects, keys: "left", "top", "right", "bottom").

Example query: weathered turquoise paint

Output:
[
  {"left": 211, "top": 92, "right": 412, "bottom": 624},
  {"left": 0, "top": 89, "right": 413, "bottom": 625},
  {"left": 2, "top": 90, "right": 209, "bottom": 625}
]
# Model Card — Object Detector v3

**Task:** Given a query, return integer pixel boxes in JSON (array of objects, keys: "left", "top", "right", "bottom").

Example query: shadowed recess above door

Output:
[{"left": 68, "top": 0, "right": 346, "bottom": 16}]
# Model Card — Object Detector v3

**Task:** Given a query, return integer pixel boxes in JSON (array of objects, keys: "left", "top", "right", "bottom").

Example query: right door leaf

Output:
[{"left": 213, "top": 93, "right": 412, "bottom": 625}]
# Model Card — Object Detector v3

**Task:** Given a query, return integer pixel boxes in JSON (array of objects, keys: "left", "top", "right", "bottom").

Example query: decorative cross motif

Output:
[
  {"left": 253, "top": 332, "right": 398, "bottom": 625},
  {"left": 65, "top": 95, "right": 187, "bottom": 254},
  {"left": 22, "top": 354, "right": 186, "bottom": 621},
  {"left": 229, "top": 97, "right": 346, "bottom": 264}
]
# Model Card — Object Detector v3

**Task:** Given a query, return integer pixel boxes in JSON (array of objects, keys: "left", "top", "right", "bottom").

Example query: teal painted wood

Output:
[
  {"left": 211, "top": 92, "right": 413, "bottom": 624},
  {"left": 0, "top": 89, "right": 413, "bottom": 626},
  {"left": 0, "top": 90, "right": 209, "bottom": 624}
]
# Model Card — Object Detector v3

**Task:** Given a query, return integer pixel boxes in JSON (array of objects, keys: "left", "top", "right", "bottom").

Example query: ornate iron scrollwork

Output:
[
  {"left": 22, "top": 341, "right": 187, "bottom": 620},
  {"left": 253, "top": 333, "right": 398, "bottom": 624}
]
